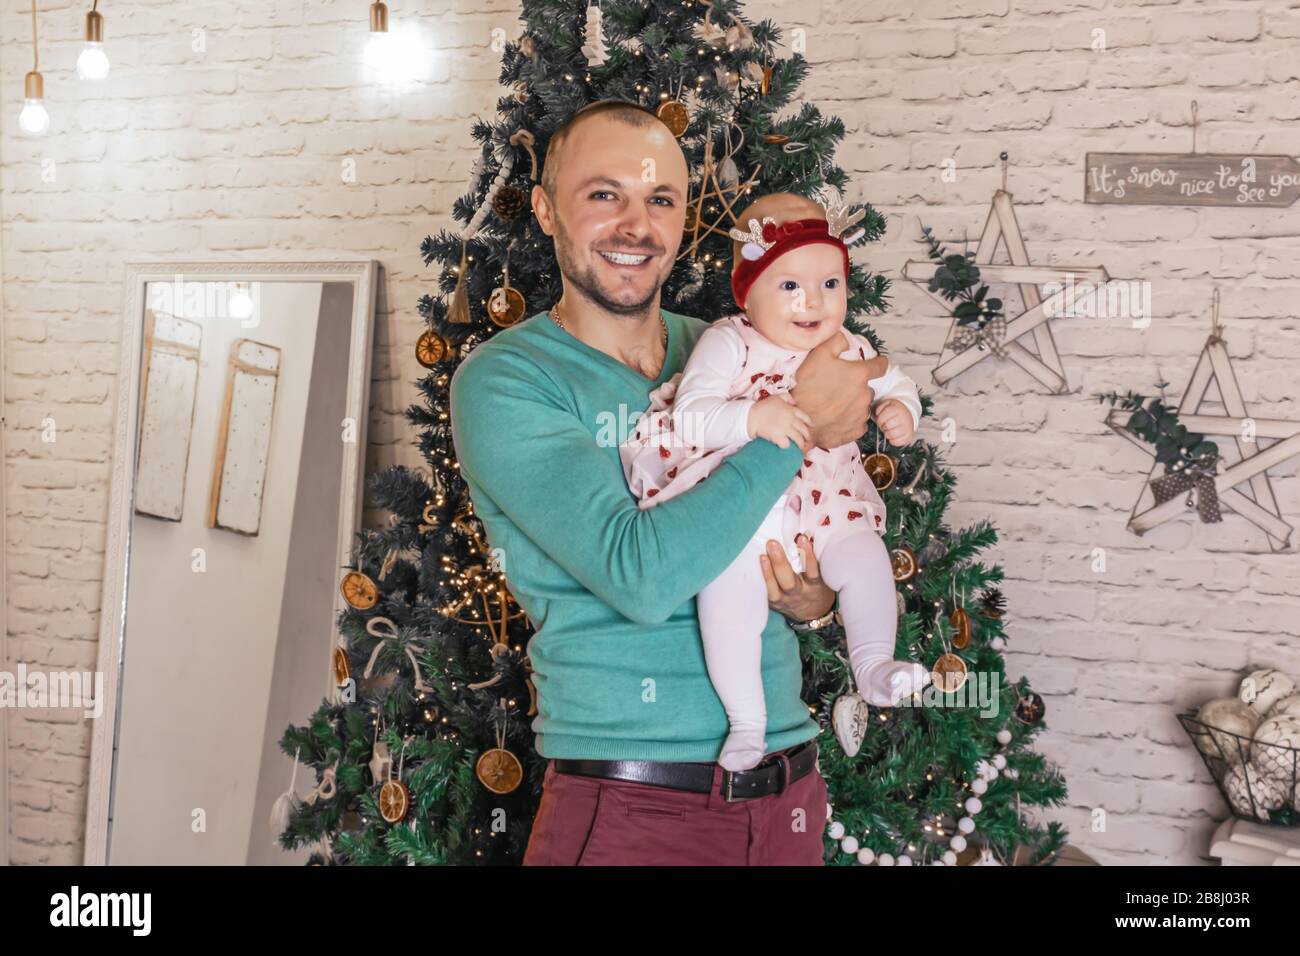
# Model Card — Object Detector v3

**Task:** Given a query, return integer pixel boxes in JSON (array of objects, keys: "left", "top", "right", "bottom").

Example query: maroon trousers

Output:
[{"left": 523, "top": 743, "right": 828, "bottom": 866}]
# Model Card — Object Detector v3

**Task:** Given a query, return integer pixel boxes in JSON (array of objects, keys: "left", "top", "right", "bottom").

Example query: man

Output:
[{"left": 449, "top": 99, "right": 886, "bottom": 865}]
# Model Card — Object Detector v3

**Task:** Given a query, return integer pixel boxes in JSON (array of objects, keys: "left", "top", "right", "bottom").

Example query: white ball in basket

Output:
[
  {"left": 1267, "top": 694, "right": 1300, "bottom": 720},
  {"left": 1251, "top": 715, "right": 1300, "bottom": 781},
  {"left": 1223, "top": 762, "right": 1286, "bottom": 821},
  {"left": 1195, "top": 697, "right": 1260, "bottom": 763},
  {"left": 1239, "top": 669, "right": 1295, "bottom": 717}
]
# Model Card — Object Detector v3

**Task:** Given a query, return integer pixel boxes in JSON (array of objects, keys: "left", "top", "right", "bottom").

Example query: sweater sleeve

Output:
[
  {"left": 668, "top": 321, "right": 754, "bottom": 449},
  {"left": 449, "top": 344, "right": 805, "bottom": 626}
]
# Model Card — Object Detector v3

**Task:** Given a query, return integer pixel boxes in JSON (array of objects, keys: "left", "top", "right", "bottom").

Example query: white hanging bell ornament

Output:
[
  {"left": 369, "top": 739, "right": 393, "bottom": 784},
  {"left": 718, "top": 153, "right": 739, "bottom": 191},
  {"left": 833, "top": 692, "right": 870, "bottom": 756},
  {"left": 831, "top": 651, "right": 870, "bottom": 757}
]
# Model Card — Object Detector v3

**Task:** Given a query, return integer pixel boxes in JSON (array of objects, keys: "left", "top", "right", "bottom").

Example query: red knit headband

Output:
[
  {"left": 728, "top": 193, "right": 867, "bottom": 310},
  {"left": 730, "top": 218, "right": 848, "bottom": 311}
]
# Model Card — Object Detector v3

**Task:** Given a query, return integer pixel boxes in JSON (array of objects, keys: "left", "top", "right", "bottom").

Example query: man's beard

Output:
[{"left": 553, "top": 217, "right": 668, "bottom": 316}]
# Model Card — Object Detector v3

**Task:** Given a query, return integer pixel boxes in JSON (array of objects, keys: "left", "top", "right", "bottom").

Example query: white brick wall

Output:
[{"left": 3, "top": 0, "right": 1298, "bottom": 865}]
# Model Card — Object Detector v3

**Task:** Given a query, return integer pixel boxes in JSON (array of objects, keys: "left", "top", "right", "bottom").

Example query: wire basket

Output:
[{"left": 1178, "top": 711, "right": 1300, "bottom": 826}]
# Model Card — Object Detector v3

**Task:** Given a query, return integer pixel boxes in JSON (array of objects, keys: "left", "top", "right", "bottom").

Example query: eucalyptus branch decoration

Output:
[
  {"left": 919, "top": 225, "right": 1007, "bottom": 356},
  {"left": 1098, "top": 385, "right": 1223, "bottom": 524}
]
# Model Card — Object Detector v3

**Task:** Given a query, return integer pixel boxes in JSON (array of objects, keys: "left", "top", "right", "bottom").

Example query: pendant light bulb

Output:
[
  {"left": 21, "top": 0, "right": 49, "bottom": 135},
  {"left": 364, "top": 1, "right": 391, "bottom": 69},
  {"left": 77, "top": 5, "right": 110, "bottom": 80},
  {"left": 20, "top": 70, "right": 49, "bottom": 135}
]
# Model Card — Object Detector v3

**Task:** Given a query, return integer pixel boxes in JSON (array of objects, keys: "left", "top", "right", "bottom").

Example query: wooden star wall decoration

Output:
[
  {"left": 1105, "top": 323, "right": 1298, "bottom": 551},
  {"left": 902, "top": 189, "right": 1111, "bottom": 393}
]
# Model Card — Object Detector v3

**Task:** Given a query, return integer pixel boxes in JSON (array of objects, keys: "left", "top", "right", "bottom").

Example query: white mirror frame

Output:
[{"left": 83, "top": 257, "right": 379, "bottom": 865}]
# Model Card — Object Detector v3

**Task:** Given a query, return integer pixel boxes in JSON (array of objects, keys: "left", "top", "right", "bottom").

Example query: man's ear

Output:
[{"left": 531, "top": 184, "right": 554, "bottom": 237}]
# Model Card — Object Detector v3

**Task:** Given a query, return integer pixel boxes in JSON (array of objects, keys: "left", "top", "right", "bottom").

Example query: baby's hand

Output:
[
  {"left": 874, "top": 399, "right": 915, "bottom": 446},
  {"left": 748, "top": 395, "right": 812, "bottom": 451}
]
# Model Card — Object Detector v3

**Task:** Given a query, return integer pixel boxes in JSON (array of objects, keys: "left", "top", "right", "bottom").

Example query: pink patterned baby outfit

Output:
[{"left": 620, "top": 313, "right": 920, "bottom": 569}]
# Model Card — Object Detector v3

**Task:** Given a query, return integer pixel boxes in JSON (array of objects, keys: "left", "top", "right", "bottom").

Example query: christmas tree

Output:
[{"left": 278, "top": 0, "right": 1068, "bottom": 866}]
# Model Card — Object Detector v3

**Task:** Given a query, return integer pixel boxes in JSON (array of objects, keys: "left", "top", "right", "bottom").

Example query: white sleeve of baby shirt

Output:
[
  {"left": 669, "top": 321, "right": 754, "bottom": 449},
  {"left": 846, "top": 331, "right": 922, "bottom": 432}
]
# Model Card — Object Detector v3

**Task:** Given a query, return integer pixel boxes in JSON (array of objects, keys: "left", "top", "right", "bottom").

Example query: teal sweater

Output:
[{"left": 449, "top": 309, "right": 821, "bottom": 761}]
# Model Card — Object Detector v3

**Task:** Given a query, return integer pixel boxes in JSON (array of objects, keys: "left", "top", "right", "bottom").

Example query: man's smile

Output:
[{"left": 598, "top": 249, "right": 655, "bottom": 269}]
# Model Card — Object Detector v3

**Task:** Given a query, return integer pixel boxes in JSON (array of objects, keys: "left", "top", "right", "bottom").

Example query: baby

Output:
[{"left": 619, "top": 190, "right": 932, "bottom": 771}]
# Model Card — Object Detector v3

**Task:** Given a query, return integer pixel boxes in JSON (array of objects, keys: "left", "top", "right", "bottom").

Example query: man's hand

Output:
[
  {"left": 762, "top": 534, "right": 835, "bottom": 622},
  {"left": 790, "top": 331, "right": 887, "bottom": 450},
  {"left": 874, "top": 399, "right": 916, "bottom": 445}
]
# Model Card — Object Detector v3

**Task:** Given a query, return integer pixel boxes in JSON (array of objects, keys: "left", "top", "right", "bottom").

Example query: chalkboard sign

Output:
[{"left": 1084, "top": 153, "right": 1300, "bottom": 207}]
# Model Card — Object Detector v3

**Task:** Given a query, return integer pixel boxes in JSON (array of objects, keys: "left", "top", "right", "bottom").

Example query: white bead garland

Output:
[{"left": 822, "top": 721, "right": 1023, "bottom": 864}]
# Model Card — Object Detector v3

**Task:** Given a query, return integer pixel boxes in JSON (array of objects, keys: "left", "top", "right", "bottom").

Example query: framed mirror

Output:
[{"left": 84, "top": 258, "right": 378, "bottom": 865}]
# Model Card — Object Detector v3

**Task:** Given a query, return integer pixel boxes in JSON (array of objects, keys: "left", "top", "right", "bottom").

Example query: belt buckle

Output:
[{"left": 723, "top": 751, "right": 790, "bottom": 803}]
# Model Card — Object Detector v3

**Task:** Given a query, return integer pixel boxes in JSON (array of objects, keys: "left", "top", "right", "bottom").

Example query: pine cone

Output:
[
  {"left": 979, "top": 587, "right": 1006, "bottom": 619},
  {"left": 492, "top": 184, "right": 527, "bottom": 220}
]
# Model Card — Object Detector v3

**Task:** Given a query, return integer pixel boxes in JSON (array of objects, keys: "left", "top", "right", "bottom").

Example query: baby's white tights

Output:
[{"left": 697, "top": 524, "right": 930, "bottom": 771}]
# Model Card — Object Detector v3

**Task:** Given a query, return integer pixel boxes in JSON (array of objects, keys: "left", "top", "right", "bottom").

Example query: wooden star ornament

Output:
[
  {"left": 903, "top": 189, "right": 1111, "bottom": 393},
  {"left": 1105, "top": 304, "right": 1298, "bottom": 551}
]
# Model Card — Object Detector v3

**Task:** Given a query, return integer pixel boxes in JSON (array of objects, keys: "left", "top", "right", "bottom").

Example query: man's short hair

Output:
[{"left": 540, "top": 99, "right": 668, "bottom": 200}]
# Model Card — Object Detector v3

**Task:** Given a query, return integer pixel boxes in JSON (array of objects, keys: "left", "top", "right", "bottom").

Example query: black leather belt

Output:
[{"left": 552, "top": 739, "right": 818, "bottom": 803}]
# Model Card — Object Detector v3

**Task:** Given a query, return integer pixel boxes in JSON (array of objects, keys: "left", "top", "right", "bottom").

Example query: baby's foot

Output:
[
  {"left": 718, "top": 728, "right": 768, "bottom": 771},
  {"left": 858, "top": 661, "right": 931, "bottom": 707}
]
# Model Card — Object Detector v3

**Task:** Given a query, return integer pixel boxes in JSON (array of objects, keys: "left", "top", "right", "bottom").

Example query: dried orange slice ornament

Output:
[
  {"left": 864, "top": 452, "right": 897, "bottom": 491},
  {"left": 656, "top": 99, "right": 689, "bottom": 137},
  {"left": 340, "top": 570, "right": 378, "bottom": 610},
  {"left": 378, "top": 779, "right": 409, "bottom": 823},
  {"left": 932, "top": 653, "right": 968, "bottom": 693},
  {"left": 950, "top": 607, "right": 971, "bottom": 650},
  {"left": 890, "top": 546, "right": 918, "bottom": 583},
  {"left": 416, "top": 330, "right": 450, "bottom": 369},
  {"left": 332, "top": 646, "right": 350, "bottom": 686},
  {"left": 476, "top": 748, "right": 523, "bottom": 794}
]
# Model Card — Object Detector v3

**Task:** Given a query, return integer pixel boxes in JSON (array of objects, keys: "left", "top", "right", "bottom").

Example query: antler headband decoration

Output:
[
  {"left": 727, "top": 191, "right": 868, "bottom": 310},
  {"left": 815, "top": 186, "right": 867, "bottom": 245},
  {"left": 727, "top": 190, "right": 867, "bottom": 261},
  {"left": 729, "top": 216, "right": 779, "bottom": 260}
]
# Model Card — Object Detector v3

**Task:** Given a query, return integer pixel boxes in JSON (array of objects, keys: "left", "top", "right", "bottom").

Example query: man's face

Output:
[{"left": 533, "top": 114, "right": 688, "bottom": 315}]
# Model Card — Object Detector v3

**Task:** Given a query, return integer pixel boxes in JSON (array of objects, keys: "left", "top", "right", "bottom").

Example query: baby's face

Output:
[{"left": 740, "top": 243, "right": 847, "bottom": 351}]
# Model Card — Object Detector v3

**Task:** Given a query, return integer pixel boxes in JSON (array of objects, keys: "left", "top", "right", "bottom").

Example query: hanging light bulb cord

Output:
[{"left": 30, "top": 0, "right": 39, "bottom": 71}]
